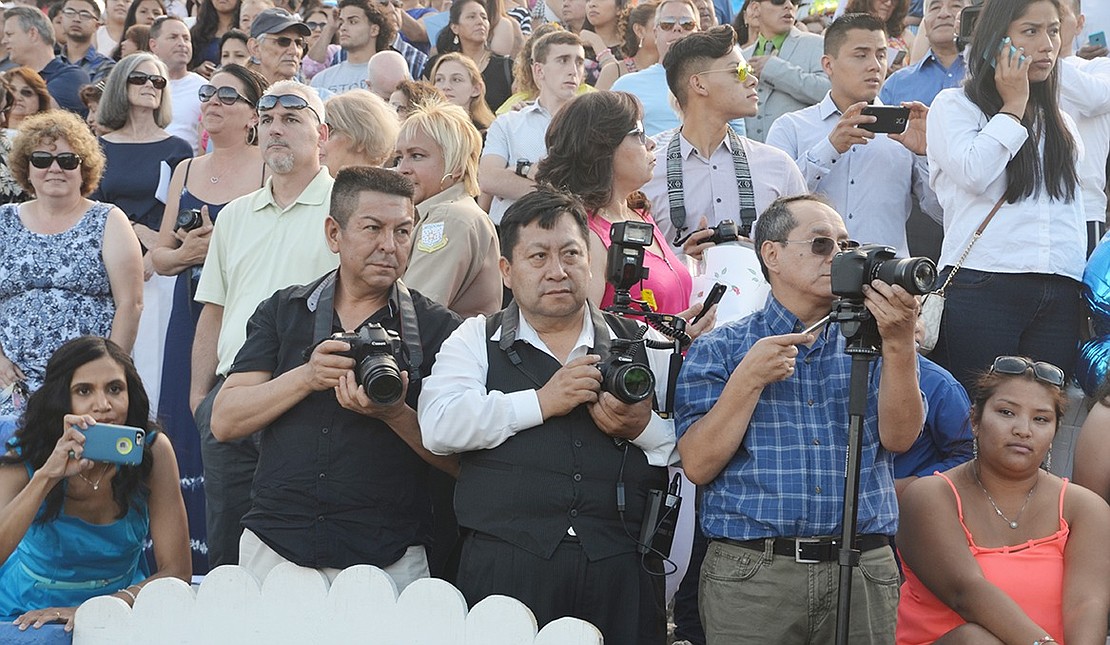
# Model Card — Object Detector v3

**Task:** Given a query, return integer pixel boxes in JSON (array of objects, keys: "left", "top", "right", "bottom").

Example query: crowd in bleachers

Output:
[{"left": 1, "top": 0, "right": 1110, "bottom": 643}]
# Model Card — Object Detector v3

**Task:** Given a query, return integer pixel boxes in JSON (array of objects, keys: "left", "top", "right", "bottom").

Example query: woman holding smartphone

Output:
[
  {"left": 0, "top": 337, "right": 190, "bottom": 633},
  {"left": 925, "top": 0, "right": 1084, "bottom": 392}
]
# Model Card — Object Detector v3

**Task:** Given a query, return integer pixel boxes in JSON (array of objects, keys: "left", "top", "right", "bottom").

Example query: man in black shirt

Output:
[{"left": 211, "top": 166, "right": 459, "bottom": 590}]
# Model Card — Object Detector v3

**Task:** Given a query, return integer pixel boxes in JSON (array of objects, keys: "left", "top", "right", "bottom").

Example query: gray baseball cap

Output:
[{"left": 250, "top": 8, "right": 311, "bottom": 39}]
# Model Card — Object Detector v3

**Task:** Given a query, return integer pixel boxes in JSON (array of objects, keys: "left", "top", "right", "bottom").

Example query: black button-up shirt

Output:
[{"left": 232, "top": 272, "right": 460, "bottom": 569}]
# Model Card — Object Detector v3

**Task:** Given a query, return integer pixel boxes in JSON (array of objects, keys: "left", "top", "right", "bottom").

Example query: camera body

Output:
[
  {"left": 175, "top": 209, "right": 203, "bottom": 232},
  {"left": 331, "top": 323, "right": 406, "bottom": 405},
  {"left": 596, "top": 339, "right": 655, "bottom": 404},
  {"left": 707, "top": 219, "right": 740, "bottom": 244},
  {"left": 831, "top": 244, "right": 938, "bottom": 301},
  {"left": 957, "top": 0, "right": 985, "bottom": 50}
]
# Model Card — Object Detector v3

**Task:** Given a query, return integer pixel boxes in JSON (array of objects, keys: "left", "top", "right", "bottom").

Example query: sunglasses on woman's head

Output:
[
  {"left": 257, "top": 93, "right": 322, "bottom": 123},
  {"left": 199, "top": 84, "right": 253, "bottom": 106},
  {"left": 127, "top": 72, "right": 168, "bottom": 89},
  {"left": 988, "top": 356, "right": 1065, "bottom": 388},
  {"left": 656, "top": 16, "right": 697, "bottom": 31},
  {"left": 29, "top": 152, "right": 82, "bottom": 170}
]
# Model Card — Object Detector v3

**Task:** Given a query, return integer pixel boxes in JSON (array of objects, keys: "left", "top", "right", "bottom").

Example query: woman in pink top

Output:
[
  {"left": 534, "top": 91, "right": 714, "bottom": 336},
  {"left": 896, "top": 356, "right": 1110, "bottom": 645}
]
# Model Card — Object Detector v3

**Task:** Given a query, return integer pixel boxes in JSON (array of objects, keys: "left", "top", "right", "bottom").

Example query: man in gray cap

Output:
[{"left": 248, "top": 7, "right": 310, "bottom": 84}]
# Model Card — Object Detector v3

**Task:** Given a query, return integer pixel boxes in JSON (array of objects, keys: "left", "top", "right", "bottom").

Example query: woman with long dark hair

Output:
[
  {"left": 190, "top": 0, "right": 241, "bottom": 76},
  {"left": 925, "top": 0, "right": 1084, "bottom": 393},
  {"left": 0, "top": 336, "right": 190, "bottom": 633}
]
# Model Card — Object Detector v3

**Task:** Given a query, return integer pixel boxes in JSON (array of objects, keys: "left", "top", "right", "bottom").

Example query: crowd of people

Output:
[{"left": 1, "top": 0, "right": 1110, "bottom": 643}]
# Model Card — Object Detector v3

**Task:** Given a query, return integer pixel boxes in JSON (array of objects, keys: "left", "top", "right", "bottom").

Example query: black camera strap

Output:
[
  {"left": 495, "top": 302, "right": 616, "bottom": 385},
  {"left": 666, "top": 126, "right": 758, "bottom": 245},
  {"left": 307, "top": 270, "right": 425, "bottom": 380}
]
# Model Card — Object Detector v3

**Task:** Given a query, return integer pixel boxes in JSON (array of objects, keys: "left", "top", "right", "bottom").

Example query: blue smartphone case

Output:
[
  {"left": 81, "top": 423, "right": 145, "bottom": 466},
  {"left": 1091, "top": 32, "right": 1107, "bottom": 49}
]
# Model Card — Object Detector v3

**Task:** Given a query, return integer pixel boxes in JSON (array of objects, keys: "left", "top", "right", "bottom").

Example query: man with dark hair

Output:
[
  {"left": 419, "top": 187, "right": 678, "bottom": 643},
  {"left": 646, "top": 24, "right": 805, "bottom": 254},
  {"left": 676, "top": 193, "right": 921, "bottom": 644},
  {"left": 211, "top": 166, "right": 459, "bottom": 590},
  {"left": 58, "top": 0, "right": 115, "bottom": 83},
  {"left": 480, "top": 30, "right": 585, "bottom": 225},
  {"left": 740, "top": 0, "right": 828, "bottom": 142},
  {"left": 312, "top": 0, "right": 395, "bottom": 95},
  {"left": 880, "top": 0, "right": 967, "bottom": 106},
  {"left": 2, "top": 5, "right": 89, "bottom": 114},
  {"left": 150, "top": 16, "right": 205, "bottom": 152},
  {"left": 767, "top": 13, "right": 941, "bottom": 257}
]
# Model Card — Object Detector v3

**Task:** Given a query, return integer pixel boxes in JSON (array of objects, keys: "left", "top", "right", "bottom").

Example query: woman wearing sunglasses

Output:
[
  {"left": 535, "top": 91, "right": 714, "bottom": 336},
  {"left": 92, "top": 53, "right": 194, "bottom": 409},
  {"left": 896, "top": 356, "right": 1110, "bottom": 645},
  {"left": 3, "top": 68, "right": 52, "bottom": 136},
  {"left": 0, "top": 110, "right": 143, "bottom": 416}
]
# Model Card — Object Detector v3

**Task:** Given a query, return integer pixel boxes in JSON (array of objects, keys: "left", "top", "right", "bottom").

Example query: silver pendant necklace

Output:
[
  {"left": 76, "top": 463, "right": 110, "bottom": 491},
  {"left": 973, "top": 461, "right": 1038, "bottom": 529}
]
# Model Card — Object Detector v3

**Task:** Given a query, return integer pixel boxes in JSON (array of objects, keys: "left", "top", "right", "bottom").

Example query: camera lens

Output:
[
  {"left": 874, "top": 257, "right": 937, "bottom": 295},
  {"left": 605, "top": 363, "right": 655, "bottom": 404},
  {"left": 359, "top": 358, "right": 404, "bottom": 405},
  {"left": 175, "top": 209, "right": 202, "bottom": 232}
]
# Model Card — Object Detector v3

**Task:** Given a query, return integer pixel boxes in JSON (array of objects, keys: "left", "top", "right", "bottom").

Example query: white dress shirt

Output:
[
  {"left": 926, "top": 88, "right": 1086, "bottom": 279},
  {"left": 481, "top": 101, "right": 553, "bottom": 225},
  {"left": 643, "top": 127, "right": 807, "bottom": 249},
  {"left": 1059, "top": 56, "right": 1110, "bottom": 223},
  {"left": 766, "top": 92, "right": 942, "bottom": 257},
  {"left": 418, "top": 307, "right": 678, "bottom": 467}
]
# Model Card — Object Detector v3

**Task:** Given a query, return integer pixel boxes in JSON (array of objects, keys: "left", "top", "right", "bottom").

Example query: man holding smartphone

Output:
[
  {"left": 767, "top": 13, "right": 942, "bottom": 257},
  {"left": 210, "top": 167, "right": 459, "bottom": 591}
]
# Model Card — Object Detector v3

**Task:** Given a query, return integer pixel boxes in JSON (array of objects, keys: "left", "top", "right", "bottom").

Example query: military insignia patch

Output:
[{"left": 417, "top": 222, "right": 448, "bottom": 253}]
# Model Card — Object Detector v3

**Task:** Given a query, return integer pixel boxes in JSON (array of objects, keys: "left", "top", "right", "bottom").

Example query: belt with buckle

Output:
[{"left": 719, "top": 534, "right": 890, "bottom": 563}]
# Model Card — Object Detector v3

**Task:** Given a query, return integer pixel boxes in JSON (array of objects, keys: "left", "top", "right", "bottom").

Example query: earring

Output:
[
  {"left": 440, "top": 173, "right": 454, "bottom": 188},
  {"left": 453, "top": 34, "right": 460, "bottom": 46},
  {"left": 972, "top": 435, "right": 978, "bottom": 460},
  {"left": 247, "top": 124, "right": 257, "bottom": 146},
  {"left": 1042, "top": 447, "right": 1052, "bottom": 472}
]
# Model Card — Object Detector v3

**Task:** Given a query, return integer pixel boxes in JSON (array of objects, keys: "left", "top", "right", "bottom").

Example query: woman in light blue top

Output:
[{"left": 0, "top": 336, "right": 190, "bottom": 633}]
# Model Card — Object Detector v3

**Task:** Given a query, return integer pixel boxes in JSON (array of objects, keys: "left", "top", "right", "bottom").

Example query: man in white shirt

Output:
[
  {"left": 1060, "top": 0, "right": 1110, "bottom": 254},
  {"left": 480, "top": 30, "right": 584, "bottom": 225},
  {"left": 767, "top": 13, "right": 941, "bottom": 257},
  {"left": 312, "top": 0, "right": 395, "bottom": 95},
  {"left": 149, "top": 16, "right": 205, "bottom": 153},
  {"left": 646, "top": 25, "right": 806, "bottom": 254},
  {"left": 741, "top": 0, "right": 829, "bottom": 142}
]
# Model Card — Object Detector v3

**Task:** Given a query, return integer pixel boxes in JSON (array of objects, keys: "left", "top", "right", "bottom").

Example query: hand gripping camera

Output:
[
  {"left": 830, "top": 244, "right": 937, "bottom": 300},
  {"left": 330, "top": 323, "right": 406, "bottom": 405}
]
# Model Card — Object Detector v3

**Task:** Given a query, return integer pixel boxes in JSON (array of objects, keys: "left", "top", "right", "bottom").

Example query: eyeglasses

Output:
[
  {"left": 656, "top": 16, "right": 697, "bottom": 32},
  {"left": 29, "top": 151, "right": 82, "bottom": 170},
  {"left": 60, "top": 7, "right": 98, "bottom": 21},
  {"left": 626, "top": 121, "right": 647, "bottom": 145},
  {"left": 199, "top": 84, "right": 253, "bottom": 106},
  {"left": 261, "top": 34, "right": 306, "bottom": 49},
  {"left": 758, "top": 0, "right": 794, "bottom": 5},
  {"left": 776, "top": 236, "right": 860, "bottom": 256},
  {"left": 257, "top": 93, "right": 322, "bottom": 123},
  {"left": 989, "top": 356, "right": 1065, "bottom": 388},
  {"left": 15, "top": 87, "right": 34, "bottom": 98},
  {"left": 127, "top": 72, "right": 168, "bottom": 89},
  {"left": 698, "top": 62, "right": 756, "bottom": 83},
  {"left": 304, "top": 20, "right": 327, "bottom": 30}
]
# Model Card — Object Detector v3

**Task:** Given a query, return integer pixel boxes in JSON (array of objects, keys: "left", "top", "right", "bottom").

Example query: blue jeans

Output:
[{"left": 930, "top": 270, "right": 1081, "bottom": 394}]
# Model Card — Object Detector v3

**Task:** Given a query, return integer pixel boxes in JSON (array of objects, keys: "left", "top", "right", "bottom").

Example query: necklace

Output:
[
  {"left": 76, "top": 463, "right": 111, "bottom": 491},
  {"left": 972, "top": 461, "right": 1038, "bottom": 529},
  {"left": 208, "top": 158, "right": 232, "bottom": 184}
]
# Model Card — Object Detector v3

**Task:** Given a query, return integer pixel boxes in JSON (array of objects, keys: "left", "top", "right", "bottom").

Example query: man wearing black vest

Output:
[
  {"left": 210, "top": 167, "right": 460, "bottom": 591},
  {"left": 419, "top": 188, "right": 677, "bottom": 643}
]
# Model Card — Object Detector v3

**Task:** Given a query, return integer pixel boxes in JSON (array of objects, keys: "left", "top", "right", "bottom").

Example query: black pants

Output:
[
  {"left": 194, "top": 378, "right": 259, "bottom": 568},
  {"left": 456, "top": 531, "right": 666, "bottom": 645}
]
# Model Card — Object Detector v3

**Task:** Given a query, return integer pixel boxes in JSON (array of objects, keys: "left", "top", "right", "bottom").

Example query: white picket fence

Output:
[{"left": 72, "top": 563, "right": 603, "bottom": 645}]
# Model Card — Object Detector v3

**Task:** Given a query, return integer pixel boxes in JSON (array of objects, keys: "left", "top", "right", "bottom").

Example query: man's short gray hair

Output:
[{"left": 5, "top": 6, "right": 54, "bottom": 47}]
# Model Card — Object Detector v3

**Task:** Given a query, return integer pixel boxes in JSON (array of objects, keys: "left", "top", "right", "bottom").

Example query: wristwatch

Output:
[{"left": 515, "top": 159, "right": 532, "bottom": 178}]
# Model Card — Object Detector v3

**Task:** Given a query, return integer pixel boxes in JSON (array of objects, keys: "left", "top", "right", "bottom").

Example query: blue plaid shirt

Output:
[{"left": 675, "top": 296, "right": 901, "bottom": 540}]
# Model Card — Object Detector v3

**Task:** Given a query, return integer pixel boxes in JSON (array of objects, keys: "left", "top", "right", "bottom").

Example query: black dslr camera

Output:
[
  {"left": 331, "top": 323, "right": 406, "bottom": 405},
  {"left": 831, "top": 244, "right": 937, "bottom": 301},
  {"left": 956, "top": 0, "right": 985, "bottom": 50},
  {"left": 706, "top": 219, "right": 740, "bottom": 244},
  {"left": 597, "top": 339, "right": 655, "bottom": 404},
  {"left": 175, "top": 209, "right": 203, "bottom": 232}
]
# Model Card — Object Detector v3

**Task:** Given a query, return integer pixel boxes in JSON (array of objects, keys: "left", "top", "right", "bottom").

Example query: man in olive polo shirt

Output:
[{"left": 192, "top": 80, "right": 338, "bottom": 567}]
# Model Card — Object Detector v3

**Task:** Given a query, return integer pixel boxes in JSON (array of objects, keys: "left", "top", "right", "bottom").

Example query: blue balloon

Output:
[
  {"left": 1077, "top": 335, "right": 1110, "bottom": 397},
  {"left": 1083, "top": 239, "right": 1110, "bottom": 335}
]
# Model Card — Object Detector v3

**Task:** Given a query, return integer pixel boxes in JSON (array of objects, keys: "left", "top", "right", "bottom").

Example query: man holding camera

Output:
[
  {"left": 418, "top": 188, "right": 677, "bottom": 644},
  {"left": 675, "top": 194, "right": 922, "bottom": 644},
  {"left": 210, "top": 167, "right": 460, "bottom": 590}
]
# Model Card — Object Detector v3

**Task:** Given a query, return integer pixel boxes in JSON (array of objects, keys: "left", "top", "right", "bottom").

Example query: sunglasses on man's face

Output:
[
  {"left": 262, "top": 34, "right": 306, "bottom": 49},
  {"left": 697, "top": 62, "right": 756, "bottom": 83},
  {"left": 776, "top": 236, "right": 860, "bottom": 257},
  {"left": 656, "top": 16, "right": 697, "bottom": 31},
  {"left": 759, "top": 0, "right": 795, "bottom": 5},
  {"left": 30, "top": 151, "right": 82, "bottom": 170},
  {"left": 199, "top": 84, "right": 253, "bottom": 106},
  {"left": 257, "top": 93, "right": 322, "bottom": 123},
  {"left": 127, "top": 71, "right": 168, "bottom": 89},
  {"left": 989, "top": 356, "right": 1066, "bottom": 388}
]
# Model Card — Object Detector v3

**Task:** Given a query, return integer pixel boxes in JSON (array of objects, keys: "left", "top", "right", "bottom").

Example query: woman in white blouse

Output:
[{"left": 925, "top": 0, "right": 1084, "bottom": 392}]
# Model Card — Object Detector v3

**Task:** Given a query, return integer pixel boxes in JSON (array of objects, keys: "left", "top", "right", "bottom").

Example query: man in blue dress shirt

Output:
[{"left": 880, "top": 0, "right": 967, "bottom": 107}]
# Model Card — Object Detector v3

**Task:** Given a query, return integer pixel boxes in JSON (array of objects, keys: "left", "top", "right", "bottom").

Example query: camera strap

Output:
[
  {"left": 666, "top": 126, "right": 758, "bottom": 245},
  {"left": 495, "top": 302, "right": 615, "bottom": 384},
  {"left": 307, "top": 270, "right": 425, "bottom": 380}
]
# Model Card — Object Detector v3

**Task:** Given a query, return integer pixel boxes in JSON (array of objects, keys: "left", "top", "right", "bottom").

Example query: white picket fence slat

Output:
[{"left": 71, "top": 563, "right": 603, "bottom": 645}]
